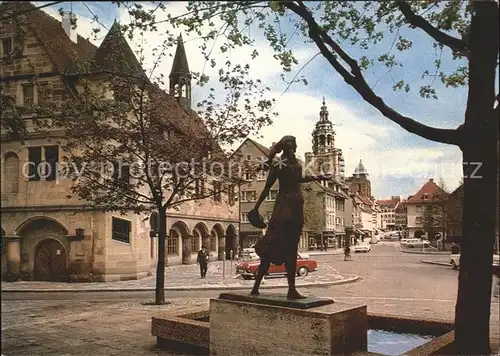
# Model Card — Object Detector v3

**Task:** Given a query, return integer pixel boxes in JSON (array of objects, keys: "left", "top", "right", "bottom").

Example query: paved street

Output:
[
  {"left": 0, "top": 256, "right": 351, "bottom": 292},
  {"left": 2, "top": 241, "right": 499, "bottom": 355}
]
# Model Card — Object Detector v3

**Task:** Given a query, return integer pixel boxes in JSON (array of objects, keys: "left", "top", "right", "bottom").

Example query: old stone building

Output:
[
  {"left": 406, "top": 179, "right": 447, "bottom": 239},
  {"left": 346, "top": 159, "right": 372, "bottom": 198},
  {"left": 0, "top": 2, "right": 238, "bottom": 282}
]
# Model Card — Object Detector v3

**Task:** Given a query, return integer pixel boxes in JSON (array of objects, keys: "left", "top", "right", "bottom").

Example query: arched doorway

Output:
[
  {"left": 212, "top": 223, "right": 225, "bottom": 260},
  {"left": 34, "top": 239, "right": 68, "bottom": 281},
  {"left": 194, "top": 222, "right": 209, "bottom": 250},
  {"left": 225, "top": 225, "right": 237, "bottom": 260},
  {"left": 171, "top": 221, "right": 190, "bottom": 264},
  {"left": 415, "top": 230, "right": 424, "bottom": 239}
]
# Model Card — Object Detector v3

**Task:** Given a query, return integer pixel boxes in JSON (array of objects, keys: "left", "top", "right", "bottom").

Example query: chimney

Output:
[
  {"left": 62, "top": 11, "right": 78, "bottom": 44},
  {"left": 271, "top": 142, "right": 276, "bottom": 148},
  {"left": 429, "top": 178, "right": 434, "bottom": 183}
]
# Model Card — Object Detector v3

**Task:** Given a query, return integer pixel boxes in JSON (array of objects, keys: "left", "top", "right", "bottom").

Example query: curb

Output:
[
  {"left": 420, "top": 260, "right": 452, "bottom": 267},
  {"left": 0, "top": 275, "right": 360, "bottom": 293},
  {"left": 400, "top": 249, "right": 451, "bottom": 256}
]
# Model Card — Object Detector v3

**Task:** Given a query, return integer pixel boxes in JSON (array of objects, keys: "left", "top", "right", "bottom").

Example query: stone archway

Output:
[
  {"left": 193, "top": 222, "right": 210, "bottom": 251},
  {"left": 171, "top": 221, "right": 191, "bottom": 264},
  {"left": 225, "top": 225, "right": 237, "bottom": 260},
  {"left": 16, "top": 217, "right": 69, "bottom": 281},
  {"left": 212, "top": 223, "right": 225, "bottom": 260},
  {"left": 34, "top": 239, "right": 68, "bottom": 282}
]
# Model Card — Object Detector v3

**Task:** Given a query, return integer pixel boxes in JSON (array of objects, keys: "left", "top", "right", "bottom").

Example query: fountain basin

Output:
[{"left": 152, "top": 309, "right": 454, "bottom": 355}]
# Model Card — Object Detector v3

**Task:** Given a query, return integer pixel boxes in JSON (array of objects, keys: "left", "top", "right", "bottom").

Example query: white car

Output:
[
  {"left": 450, "top": 253, "right": 500, "bottom": 270},
  {"left": 354, "top": 242, "right": 371, "bottom": 253},
  {"left": 402, "top": 239, "right": 430, "bottom": 248}
]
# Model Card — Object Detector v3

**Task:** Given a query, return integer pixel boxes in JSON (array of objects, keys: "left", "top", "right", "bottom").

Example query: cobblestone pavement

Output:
[
  {"left": 0, "top": 260, "right": 355, "bottom": 292},
  {"left": 2, "top": 242, "right": 499, "bottom": 355}
]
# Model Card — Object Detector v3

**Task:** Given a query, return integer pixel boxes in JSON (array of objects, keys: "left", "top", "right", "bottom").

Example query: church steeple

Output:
[
  {"left": 169, "top": 34, "right": 191, "bottom": 110},
  {"left": 304, "top": 97, "right": 345, "bottom": 182},
  {"left": 312, "top": 98, "right": 335, "bottom": 154}
]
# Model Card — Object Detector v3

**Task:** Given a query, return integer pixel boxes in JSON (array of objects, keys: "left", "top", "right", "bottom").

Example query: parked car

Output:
[
  {"left": 402, "top": 239, "right": 430, "bottom": 248},
  {"left": 450, "top": 253, "right": 500, "bottom": 270},
  {"left": 354, "top": 241, "right": 371, "bottom": 253},
  {"left": 235, "top": 253, "right": 318, "bottom": 280},
  {"left": 241, "top": 248, "right": 258, "bottom": 260}
]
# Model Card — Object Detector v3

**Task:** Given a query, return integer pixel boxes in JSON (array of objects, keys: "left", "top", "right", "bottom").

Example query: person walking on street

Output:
[{"left": 197, "top": 246, "right": 209, "bottom": 278}]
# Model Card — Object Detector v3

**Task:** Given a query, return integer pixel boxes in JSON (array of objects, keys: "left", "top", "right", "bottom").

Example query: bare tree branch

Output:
[
  {"left": 396, "top": 1, "right": 468, "bottom": 55},
  {"left": 281, "top": 0, "right": 462, "bottom": 146}
]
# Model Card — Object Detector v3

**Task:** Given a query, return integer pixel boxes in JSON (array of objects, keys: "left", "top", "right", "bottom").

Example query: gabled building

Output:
[
  {"left": 0, "top": 2, "right": 238, "bottom": 282},
  {"left": 406, "top": 178, "right": 447, "bottom": 238}
]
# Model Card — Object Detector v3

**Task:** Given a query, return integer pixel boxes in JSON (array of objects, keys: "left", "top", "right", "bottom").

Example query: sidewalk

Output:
[
  {"left": 308, "top": 248, "right": 344, "bottom": 256},
  {"left": 0, "top": 260, "right": 358, "bottom": 292},
  {"left": 421, "top": 259, "right": 452, "bottom": 267}
]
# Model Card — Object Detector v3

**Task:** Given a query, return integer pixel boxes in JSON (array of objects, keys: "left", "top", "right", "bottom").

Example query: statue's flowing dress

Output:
[{"left": 254, "top": 157, "right": 304, "bottom": 265}]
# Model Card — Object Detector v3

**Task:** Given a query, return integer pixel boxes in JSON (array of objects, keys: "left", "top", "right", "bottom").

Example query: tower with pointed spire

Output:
[
  {"left": 304, "top": 98, "right": 345, "bottom": 181},
  {"left": 346, "top": 159, "right": 372, "bottom": 198},
  {"left": 169, "top": 34, "right": 191, "bottom": 110}
]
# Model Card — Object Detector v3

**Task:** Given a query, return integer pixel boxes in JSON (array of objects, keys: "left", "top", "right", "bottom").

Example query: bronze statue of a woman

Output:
[{"left": 248, "top": 135, "right": 332, "bottom": 299}]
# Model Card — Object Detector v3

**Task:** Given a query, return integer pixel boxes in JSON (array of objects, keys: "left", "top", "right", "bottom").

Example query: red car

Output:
[{"left": 235, "top": 253, "right": 318, "bottom": 280}]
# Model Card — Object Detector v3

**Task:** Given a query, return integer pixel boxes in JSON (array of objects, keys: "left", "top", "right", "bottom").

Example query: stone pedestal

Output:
[{"left": 210, "top": 292, "right": 367, "bottom": 356}]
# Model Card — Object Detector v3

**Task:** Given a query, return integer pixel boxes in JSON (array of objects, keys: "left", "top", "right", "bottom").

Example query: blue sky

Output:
[{"left": 37, "top": 1, "right": 468, "bottom": 198}]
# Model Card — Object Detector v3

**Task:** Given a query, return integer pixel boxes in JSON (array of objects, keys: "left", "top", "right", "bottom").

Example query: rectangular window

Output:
[
  {"left": 113, "top": 162, "right": 130, "bottom": 188},
  {"left": 1, "top": 37, "right": 12, "bottom": 56},
  {"left": 241, "top": 190, "right": 256, "bottom": 202},
  {"left": 241, "top": 212, "right": 248, "bottom": 222},
  {"left": 191, "top": 234, "right": 200, "bottom": 253},
  {"left": 228, "top": 185, "right": 235, "bottom": 206},
  {"left": 37, "top": 83, "right": 50, "bottom": 102},
  {"left": 213, "top": 181, "right": 222, "bottom": 202},
  {"left": 416, "top": 205, "right": 423, "bottom": 213},
  {"left": 167, "top": 232, "right": 178, "bottom": 255},
  {"left": 23, "top": 84, "right": 34, "bottom": 107},
  {"left": 256, "top": 170, "right": 266, "bottom": 180},
  {"left": 112, "top": 217, "right": 131, "bottom": 244},
  {"left": 266, "top": 189, "right": 278, "bottom": 201},
  {"left": 244, "top": 170, "right": 251, "bottom": 181},
  {"left": 28, "top": 147, "right": 42, "bottom": 181},
  {"left": 44, "top": 146, "right": 59, "bottom": 181}
]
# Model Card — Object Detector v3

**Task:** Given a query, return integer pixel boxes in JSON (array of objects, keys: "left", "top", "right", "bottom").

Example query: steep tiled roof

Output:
[
  {"left": 407, "top": 179, "right": 447, "bottom": 204},
  {"left": 249, "top": 138, "right": 271, "bottom": 156},
  {"left": 1, "top": 2, "right": 97, "bottom": 74},
  {"left": 377, "top": 199, "right": 399, "bottom": 208},
  {"left": 4, "top": 2, "right": 221, "bottom": 159},
  {"left": 89, "top": 21, "right": 143, "bottom": 75}
]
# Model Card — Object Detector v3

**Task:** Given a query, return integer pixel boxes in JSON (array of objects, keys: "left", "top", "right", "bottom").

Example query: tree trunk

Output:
[
  {"left": 155, "top": 206, "right": 168, "bottom": 305},
  {"left": 454, "top": 1, "right": 498, "bottom": 354}
]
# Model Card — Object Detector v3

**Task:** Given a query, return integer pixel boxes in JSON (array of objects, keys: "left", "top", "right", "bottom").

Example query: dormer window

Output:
[{"left": 422, "top": 194, "right": 430, "bottom": 200}]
